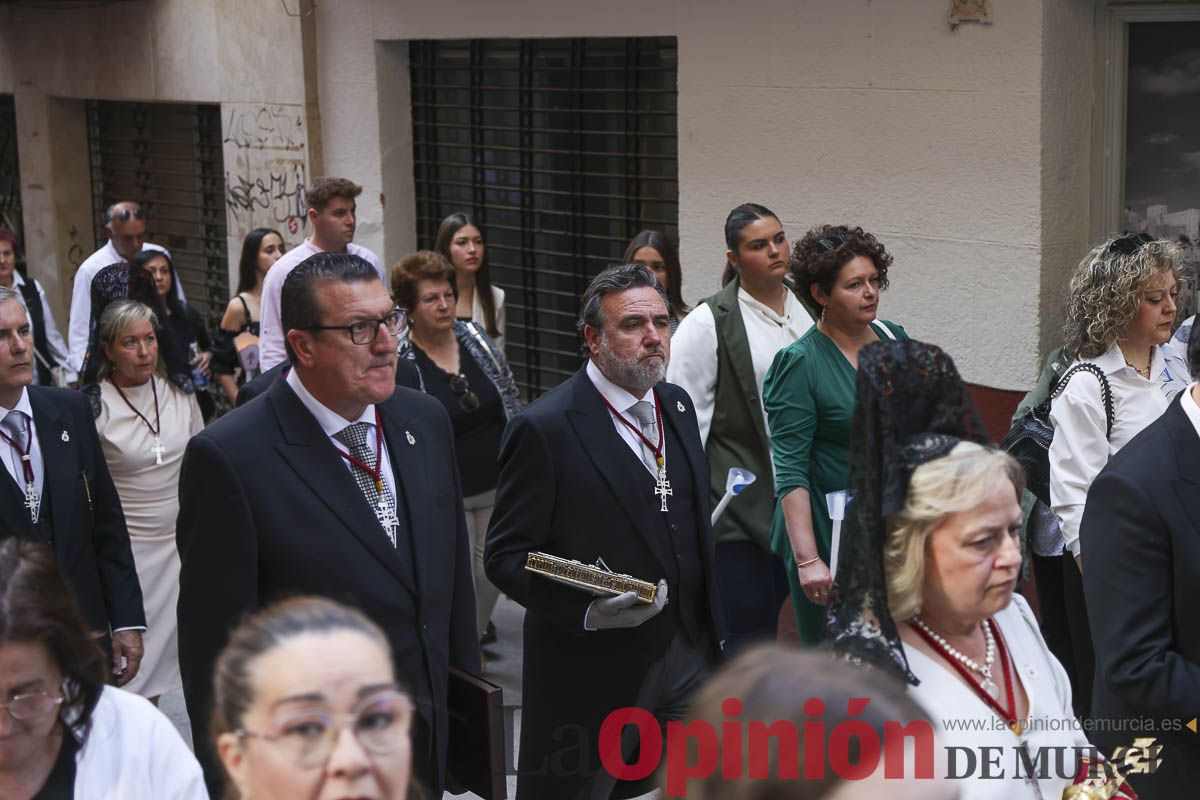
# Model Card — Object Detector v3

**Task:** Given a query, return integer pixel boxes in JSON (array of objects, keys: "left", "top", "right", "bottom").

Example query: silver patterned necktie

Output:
[
  {"left": 334, "top": 422, "right": 399, "bottom": 547},
  {"left": 626, "top": 400, "right": 659, "bottom": 475},
  {"left": 2, "top": 410, "right": 37, "bottom": 522}
]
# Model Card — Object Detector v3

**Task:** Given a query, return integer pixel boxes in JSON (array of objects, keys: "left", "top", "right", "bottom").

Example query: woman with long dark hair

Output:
[
  {"left": 213, "top": 228, "right": 285, "bottom": 404},
  {"left": 434, "top": 212, "right": 505, "bottom": 350},
  {"left": 622, "top": 229, "right": 689, "bottom": 334},
  {"left": 666, "top": 203, "right": 813, "bottom": 653}
]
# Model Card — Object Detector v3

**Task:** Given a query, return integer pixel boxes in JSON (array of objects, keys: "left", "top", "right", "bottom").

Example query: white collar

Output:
[
  {"left": 285, "top": 368, "right": 376, "bottom": 436},
  {"left": 736, "top": 285, "right": 790, "bottom": 325},
  {"left": 1180, "top": 384, "right": 1200, "bottom": 439},
  {"left": 0, "top": 386, "right": 32, "bottom": 417},
  {"left": 585, "top": 359, "right": 654, "bottom": 413},
  {"left": 1090, "top": 343, "right": 1167, "bottom": 378},
  {"left": 7, "top": 271, "right": 26, "bottom": 288}
]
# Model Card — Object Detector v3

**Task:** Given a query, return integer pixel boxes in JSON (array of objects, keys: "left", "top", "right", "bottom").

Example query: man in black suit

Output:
[
  {"left": 1082, "top": 358, "right": 1200, "bottom": 797},
  {"left": 486, "top": 263, "right": 724, "bottom": 800},
  {"left": 0, "top": 287, "right": 145, "bottom": 682},
  {"left": 177, "top": 254, "right": 478, "bottom": 795}
]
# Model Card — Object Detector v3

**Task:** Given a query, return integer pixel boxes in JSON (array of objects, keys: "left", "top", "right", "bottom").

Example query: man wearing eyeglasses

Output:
[
  {"left": 65, "top": 201, "right": 176, "bottom": 376},
  {"left": 176, "top": 252, "right": 478, "bottom": 798}
]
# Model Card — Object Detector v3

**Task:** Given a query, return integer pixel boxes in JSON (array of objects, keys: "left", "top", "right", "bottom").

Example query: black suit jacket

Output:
[
  {"left": 485, "top": 366, "right": 724, "bottom": 798},
  {"left": 1082, "top": 396, "right": 1200, "bottom": 796},
  {"left": 0, "top": 386, "right": 144, "bottom": 633},
  {"left": 177, "top": 377, "right": 479, "bottom": 795},
  {"left": 236, "top": 358, "right": 421, "bottom": 406}
]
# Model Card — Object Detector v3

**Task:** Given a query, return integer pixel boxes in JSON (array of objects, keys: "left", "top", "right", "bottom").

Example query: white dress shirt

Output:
[
  {"left": 666, "top": 285, "right": 812, "bottom": 446},
  {"left": 285, "top": 367, "right": 396, "bottom": 498},
  {"left": 468, "top": 284, "right": 507, "bottom": 352},
  {"left": 258, "top": 239, "right": 385, "bottom": 372},
  {"left": 10, "top": 272, "right": 75, "bottom": 384},
  {"left": 586, "top": 358, "right": 664, "bottom": 475},
  {"left": 1, "top": 387, "right": 43, "bottom": 508},
  {"left": 1049, "top": 344, "right": 1170, "bottom": 557},
  {"left": 1180, "top": 382, "right": 1200, "bottom": 439},
  {"left": 66, "top": 240, "right": 171, "bottom": 373}
]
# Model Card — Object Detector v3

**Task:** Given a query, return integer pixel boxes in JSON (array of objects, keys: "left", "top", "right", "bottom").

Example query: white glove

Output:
[{"left": 585, "top": 580, "right": 668, "bottom": 630}]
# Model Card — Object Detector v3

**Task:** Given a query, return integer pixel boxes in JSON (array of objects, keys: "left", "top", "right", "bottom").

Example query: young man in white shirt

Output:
[
  {"left": 65, "top": 201, "right": 172, "bottom": 375},
  {"left": 257, "top": 177, "right": 385, "bottom": 371}
]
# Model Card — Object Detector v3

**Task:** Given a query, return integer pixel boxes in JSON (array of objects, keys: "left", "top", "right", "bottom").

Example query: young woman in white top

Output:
[
  {"left": 1048, "top": 232, "right": 1178, "bottom": 722},
  {"left": 435, "top": 212, "right": 506, "bottom": 351}
]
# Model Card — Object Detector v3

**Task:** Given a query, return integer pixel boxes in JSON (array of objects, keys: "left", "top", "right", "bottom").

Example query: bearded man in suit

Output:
[{"left": 486, "top": 263, "right": 724, "bottom": 799}]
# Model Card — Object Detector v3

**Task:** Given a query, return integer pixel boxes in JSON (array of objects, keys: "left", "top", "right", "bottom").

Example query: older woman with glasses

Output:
[
  {"left": 0, "top": 538, "right": 206, "bottom": 798},
  {"left": 213, "top": 597, "right": 415, "bottom": 800},
  {"left": 391, "top": 251, "right": 522, "bottom": 648}
]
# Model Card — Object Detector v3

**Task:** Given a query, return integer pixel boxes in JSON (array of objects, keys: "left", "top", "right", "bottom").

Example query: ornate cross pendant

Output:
[
  {"left": 151, "top": 435, "right": 165, "bottom": 466},
  {"left": 655, "top": 467, "right": 673, "bottom": 512},
  {"left": 375, "top": 497, "right": 399, "bottom": 547},
  {"left": 23, "top": 481, "right": 38, "bottom": 522}
]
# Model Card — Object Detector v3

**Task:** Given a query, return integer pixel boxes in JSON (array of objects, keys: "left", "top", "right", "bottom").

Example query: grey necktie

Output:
[
  {"left": 626, "top": 400, "right": 660, "bottom": 475},
  {"left": 2, "top": 410, "right": 37, "bottom": 521},
  {"left": 2, "top": 410, "right": 29, "bottom": 453},
  {"left": 334, "top": 422, "right": 399, "bottom": 547}
]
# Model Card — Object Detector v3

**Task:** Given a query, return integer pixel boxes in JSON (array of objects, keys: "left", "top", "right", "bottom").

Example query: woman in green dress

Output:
[{"left": 764, "top": 225, "right": 906, "bottom": 644}]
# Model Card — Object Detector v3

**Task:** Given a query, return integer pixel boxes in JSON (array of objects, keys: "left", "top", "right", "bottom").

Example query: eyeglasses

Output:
[
  {"left": 817, "top": 234, "right": 846, "bottom": 253},
  {"left": 449, "top": 373, "right": 480, "bottom": 412},
  {"left": 237, "top": 690, "right": 413, "bottom": 769},
  {"left": 306, "top": 307, "right": 407, "bottom": 345},
  {"left": 1, "top": 690, "right": 63, "bottom": 721},
  {"left": 1106, "top": 232, "right": 1153, "bottom": 256},
  {"left": 108, "top": 207, "right": 146, "bottom": 223}
]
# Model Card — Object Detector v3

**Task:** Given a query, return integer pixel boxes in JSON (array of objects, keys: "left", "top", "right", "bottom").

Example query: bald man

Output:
[{"left": 66, "top": 201, "right": 176, "bottom": 373}]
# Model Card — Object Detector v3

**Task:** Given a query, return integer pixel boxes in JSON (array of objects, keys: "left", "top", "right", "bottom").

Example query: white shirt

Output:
[
  {"left": 585, "top": 359, "right": 663, "bottom": 475},
  {"left": 1180, "top": 382, "right": 1200, "bottom": 439},
  {"left": 0, "top": 387, "right": 43, "bottom": 506},
  {"left": 73, "top": 686, "right": 208, "bottom": 799},
  {"left": 10, "top": 272, "right": 75, "bottom": 384},
  {"left": 1049, "top": 344, "right": 1170, "bottom": 557},
  {"left": 285, "top": 367, "right": 396, "bottom": 498},
  {"left": 258, "top": 240, "right": 385, "bottom": 372},
  {"left": 469, "top": 285, "right": 507, "bottom": 352},
  {"left": 66, "top": 240, "right": 171, "bottom": 373},
  {"left": 666, "top": 285, "right": 813, "bottom": 446}
]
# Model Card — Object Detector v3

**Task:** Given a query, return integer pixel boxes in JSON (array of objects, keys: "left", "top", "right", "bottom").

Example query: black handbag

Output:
[{"left": 999, "top": 362, "right": 1114, "bottom": 507}]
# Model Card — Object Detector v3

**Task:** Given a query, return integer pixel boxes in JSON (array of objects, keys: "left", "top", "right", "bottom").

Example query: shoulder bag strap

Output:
[
  {"left": 1049, "top": 362, "right": 1115, "bottom": 440},
  {"left": 871, "top": 320, "right": 898, "bottom": 341},
  {"left": 236, "top": 294, "right": 253, "bottom": 325}
]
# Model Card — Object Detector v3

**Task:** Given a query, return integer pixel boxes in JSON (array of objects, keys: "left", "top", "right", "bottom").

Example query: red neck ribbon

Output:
[
  {"left": 333, "top": 409, "right": 385, "bottom": 491},
  {"left": 910, "top": 618, "right": 1019, "bottom": 733},
  {"left": 597, "top": 390, "right": 664, "bottom": 465}
]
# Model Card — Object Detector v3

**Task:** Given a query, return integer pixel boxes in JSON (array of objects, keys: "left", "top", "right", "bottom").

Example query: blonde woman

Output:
[{"left": 1048, "top": 234, "right": 1178, "bottom": 720}]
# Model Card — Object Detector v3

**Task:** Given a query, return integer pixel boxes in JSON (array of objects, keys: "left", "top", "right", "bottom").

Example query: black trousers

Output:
[
  {"left": 713, "top": 540, "right": 790, "bottom": 657},
  {"left": 1034, "top": 550, "right": 1094, "bottom": 722}
]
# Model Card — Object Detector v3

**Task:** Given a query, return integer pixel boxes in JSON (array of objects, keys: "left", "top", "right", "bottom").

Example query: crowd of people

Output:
[{"left": 0, "top": 173, "right": 1196, "bottom": 800}]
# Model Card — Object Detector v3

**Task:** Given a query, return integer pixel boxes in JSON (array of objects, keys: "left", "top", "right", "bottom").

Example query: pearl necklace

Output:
[{"left": 914, "top": 616, "right": 1000, "bottom": 700}]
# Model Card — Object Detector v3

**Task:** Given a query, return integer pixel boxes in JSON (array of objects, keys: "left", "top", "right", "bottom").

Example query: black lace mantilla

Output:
[{"left": 827, "top": 339, "right": 990, "bottom": 685}]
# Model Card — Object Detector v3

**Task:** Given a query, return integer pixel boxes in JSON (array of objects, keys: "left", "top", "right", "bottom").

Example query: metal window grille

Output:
[
  {"left": 411, "top": 37, "right": 679, "bottom": 398},
  {"left": 87, "top": 101, "right": 228, "bottom": 326},
  {"left": 0, "top": 95, "right": 22, "bottom": 247}
]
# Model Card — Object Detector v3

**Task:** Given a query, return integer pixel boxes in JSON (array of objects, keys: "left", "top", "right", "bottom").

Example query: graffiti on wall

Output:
[{"left": 221, "top": 103, "right": 308, "bottom": 250}]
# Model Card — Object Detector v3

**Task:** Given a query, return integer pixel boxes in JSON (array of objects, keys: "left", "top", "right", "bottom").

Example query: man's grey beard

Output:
[{"left": 596, "top": 335, "right": 667, "bottom": 396}]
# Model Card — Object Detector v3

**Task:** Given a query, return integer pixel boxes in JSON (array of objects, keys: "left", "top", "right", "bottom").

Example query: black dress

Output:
[{"left": 412, "top": 342, "right": 506, "bottom": 497}]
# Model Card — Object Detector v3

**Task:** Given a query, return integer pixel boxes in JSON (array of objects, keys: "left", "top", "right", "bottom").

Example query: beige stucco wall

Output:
[
  {"left": 0, "top": 0, "right": 306, "bottom": 319},
  {"left": 317, "top": 0, "right": 1092, "bottom": 390}
]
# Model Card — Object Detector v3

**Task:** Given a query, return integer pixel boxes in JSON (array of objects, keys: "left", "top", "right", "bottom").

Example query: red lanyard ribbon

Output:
[
  {"left": 0, "top": 414, "right": 34, "bottom": 486},
  {"left": 333, "top": 409, "right": 386, "bottom": 492},
  {"left": 910, "top": 618, "right": 1019, "bottom": 733},
  {"left": 598, "top": 391, "right": 664, "bottom": 467}
]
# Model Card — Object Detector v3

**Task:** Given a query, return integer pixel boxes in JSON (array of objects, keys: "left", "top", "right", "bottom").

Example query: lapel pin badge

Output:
[
  {"left": 676, "top": 401, "right": 686, "bottom": 413},
  {"left": 405, "top": 430, "right": 416, "bottom": 446},
  {"left": 61, "top": 430, "right": 70, "bottom": 442}
]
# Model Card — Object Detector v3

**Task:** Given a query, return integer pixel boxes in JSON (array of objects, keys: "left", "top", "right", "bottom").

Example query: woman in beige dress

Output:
[{"left": 93, "top": 299, "right": 203, "bottom": 701}]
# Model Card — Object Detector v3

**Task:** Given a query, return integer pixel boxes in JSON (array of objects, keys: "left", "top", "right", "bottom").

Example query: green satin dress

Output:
[{"left": 763, "top": 320, "right": 906, "bottom": 644}]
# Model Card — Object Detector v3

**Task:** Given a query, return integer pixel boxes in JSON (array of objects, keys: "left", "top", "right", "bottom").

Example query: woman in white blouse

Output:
[
  {"left": 667, "top": 203, "right": 814, "bottom": 652},
  {"left": 1048, "top": 232, "right": 1178, "bottom": 721}
]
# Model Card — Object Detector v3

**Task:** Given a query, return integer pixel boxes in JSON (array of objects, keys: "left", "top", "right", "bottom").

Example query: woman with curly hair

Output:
[
  {"left": 1048, "top": 233, "right": 1178, "bottom": 718},
  {"left": 763, "top": 224, "right": 906, "bottom": 645}
]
